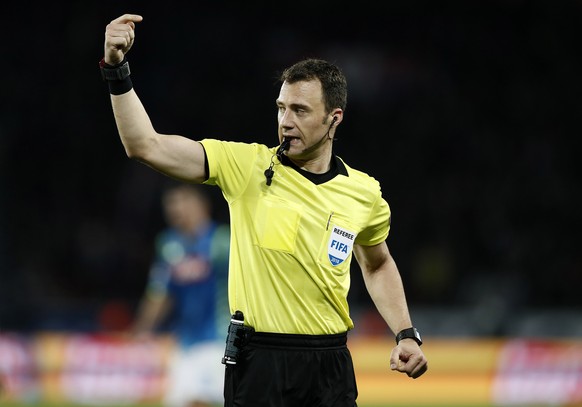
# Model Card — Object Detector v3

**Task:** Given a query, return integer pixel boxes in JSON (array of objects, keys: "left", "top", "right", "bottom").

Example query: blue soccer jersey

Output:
[{"left": 147, "top": 221, "right": 230, "bottom": 347}]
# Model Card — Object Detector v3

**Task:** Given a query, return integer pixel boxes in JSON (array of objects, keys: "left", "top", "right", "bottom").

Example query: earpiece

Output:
[{"left": 331, "top": 116, "right": 338, "bottom": 125}]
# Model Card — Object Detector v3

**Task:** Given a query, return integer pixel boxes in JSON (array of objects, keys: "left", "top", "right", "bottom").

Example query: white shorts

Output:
[{"left": 163, "top": 341, "right": 225, "bottom": 407}]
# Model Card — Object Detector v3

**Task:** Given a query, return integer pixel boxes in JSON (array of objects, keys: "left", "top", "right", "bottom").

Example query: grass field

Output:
[
  {"left": 0, "top": 399, "right": 512, "bottom": 407},
  {"left": 0, "top": 400, "right": 501, "bottom": 407},
  {"left": 0, "top": 404, "right": 498, "bottom": 407}
]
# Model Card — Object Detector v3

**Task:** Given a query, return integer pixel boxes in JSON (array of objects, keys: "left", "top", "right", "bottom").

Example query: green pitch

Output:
[{"left": 0, "top": 403, "right": 498, "bottom": 407}]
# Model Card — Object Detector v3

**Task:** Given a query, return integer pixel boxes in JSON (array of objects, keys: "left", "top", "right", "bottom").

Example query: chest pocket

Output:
[{"left": 254, "top": 197, "right": 302, "bottom": 253}]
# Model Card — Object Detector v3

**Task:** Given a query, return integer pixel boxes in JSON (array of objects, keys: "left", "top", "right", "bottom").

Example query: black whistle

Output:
[
  {"left": 264, "top": 168, "right": 274, "bottom": 186},
  {"left": 276, "top": 138, "right": 290, "bottom": 161}
]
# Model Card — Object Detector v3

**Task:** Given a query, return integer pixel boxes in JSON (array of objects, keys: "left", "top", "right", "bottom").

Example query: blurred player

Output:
[{"left": 132, "top": 182, "right": 230, "bottom": 407}]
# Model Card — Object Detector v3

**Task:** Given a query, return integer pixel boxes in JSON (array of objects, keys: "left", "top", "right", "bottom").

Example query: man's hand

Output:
[
  {"left": 390, "top": 339, "right": 428, "bottom": 379},
  {"left": 104, "top": 14, "right": 143, "bottom": 65}
]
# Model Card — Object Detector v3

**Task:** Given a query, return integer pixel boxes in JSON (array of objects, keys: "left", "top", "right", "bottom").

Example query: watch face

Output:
[{"left": 397, "top": 328, "right": 422, "bottom": 345}]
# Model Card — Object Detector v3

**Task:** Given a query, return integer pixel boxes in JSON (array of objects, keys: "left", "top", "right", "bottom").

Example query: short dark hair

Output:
[
  {"left": 280, "top": 58, "right": 347, "bottom": 114},
  {"left": 161, "top": 180, "right": 209, "bottom": 204}
]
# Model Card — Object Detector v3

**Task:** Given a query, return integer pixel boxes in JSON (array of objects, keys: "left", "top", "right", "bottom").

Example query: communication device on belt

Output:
[{"left": 222, "top": 310, "right": 245, "bottom": 365}]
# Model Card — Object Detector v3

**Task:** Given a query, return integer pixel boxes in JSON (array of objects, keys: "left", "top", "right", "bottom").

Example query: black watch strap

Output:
[
  {"left": 99, "top": 58, "right": 131, "bottom": 81},
  {"left": 395, "top": 327, "right": 422, "bottom": 346}
]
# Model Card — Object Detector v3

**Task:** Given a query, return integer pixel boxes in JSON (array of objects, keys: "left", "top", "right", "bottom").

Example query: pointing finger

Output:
[{"left": 110, "top": 14, "right": 143, "bottom": 25}]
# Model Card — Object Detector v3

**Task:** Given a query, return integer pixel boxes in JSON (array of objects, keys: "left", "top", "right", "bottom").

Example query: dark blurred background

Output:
[{"left": 1, "top": 0, "right": 581, "bottom": 337}]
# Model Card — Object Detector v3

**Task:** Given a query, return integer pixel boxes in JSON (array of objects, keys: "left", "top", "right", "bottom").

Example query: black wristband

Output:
[
  {"left": 107, "top": 77, "right": 133, "bottom": 95},
  {"left": 99, "top": 58, "right": 133, "bottom": 95}
]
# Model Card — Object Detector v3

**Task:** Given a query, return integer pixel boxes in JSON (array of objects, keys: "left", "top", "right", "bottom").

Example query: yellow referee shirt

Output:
[{"left": 201, "top": 139, "right": 391, "bottom": 335}]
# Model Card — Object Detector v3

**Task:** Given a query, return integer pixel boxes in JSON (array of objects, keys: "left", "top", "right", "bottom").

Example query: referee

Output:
[{"left": 101, "top": 13, "right": 428, "bottom": 407}]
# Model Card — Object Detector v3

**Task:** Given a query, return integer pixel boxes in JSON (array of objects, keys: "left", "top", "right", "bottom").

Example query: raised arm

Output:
[
  {"left": 353, "top": 241, "right": 428, "bottom": 379},
  {"left": 103, "top": 14, "right": 207, "bottom": 183}
]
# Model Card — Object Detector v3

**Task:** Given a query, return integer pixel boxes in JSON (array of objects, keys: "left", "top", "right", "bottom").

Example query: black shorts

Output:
[{"left": 224, "top": 331, "right": 358, "bottom": 407}]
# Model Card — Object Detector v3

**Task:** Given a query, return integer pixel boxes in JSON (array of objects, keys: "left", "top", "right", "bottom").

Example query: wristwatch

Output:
[
  {"left": 99, "top": 58, "right": 131, "bottom": 81},
  {"left": 395, "top": 327, "right": 422, "bottom": 346}
]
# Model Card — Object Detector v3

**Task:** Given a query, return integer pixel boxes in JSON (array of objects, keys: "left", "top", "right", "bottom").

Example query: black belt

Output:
[{"left": 248, "top": 331, "right": 347, "bottom": 349}]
